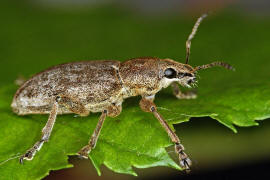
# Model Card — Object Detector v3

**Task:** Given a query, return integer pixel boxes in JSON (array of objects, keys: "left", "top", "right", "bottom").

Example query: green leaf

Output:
[{"left": 1, "top": 2, "right": 270, "bottom": 179}]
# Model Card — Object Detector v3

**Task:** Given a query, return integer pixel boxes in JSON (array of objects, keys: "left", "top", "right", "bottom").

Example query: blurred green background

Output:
[{"left": 1, "top": 0, "right": 270, "bottom": 179}]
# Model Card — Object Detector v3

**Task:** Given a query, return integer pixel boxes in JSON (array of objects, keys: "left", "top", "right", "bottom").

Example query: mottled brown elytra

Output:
[{"left": 11, "top": 13, "right": 234, "bottom": 172}]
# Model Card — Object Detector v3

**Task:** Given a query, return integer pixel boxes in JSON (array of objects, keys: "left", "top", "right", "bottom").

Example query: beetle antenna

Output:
[
  {"left": 193, "top": 61, "right": 235, "bottom": 72},
  {"left": 185, "top": 13, "right": 208, "bottom": 64}
]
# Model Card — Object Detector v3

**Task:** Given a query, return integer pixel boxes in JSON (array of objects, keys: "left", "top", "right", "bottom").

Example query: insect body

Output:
[{"left": 11, "top": 14, "right": 234, "bottom": 171}]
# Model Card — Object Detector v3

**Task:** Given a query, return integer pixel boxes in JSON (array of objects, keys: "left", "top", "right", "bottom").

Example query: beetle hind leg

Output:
[{"left": 20, "top": 98, "right": 59, "bottom": 163}]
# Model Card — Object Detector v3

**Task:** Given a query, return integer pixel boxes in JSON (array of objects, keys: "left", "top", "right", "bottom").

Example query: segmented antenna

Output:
[
  {"left": 185, "top": 13, "right": 208, "bottom": 64},
  {"left": 193, "top": 61, "right": 235, "bottom": 72}
]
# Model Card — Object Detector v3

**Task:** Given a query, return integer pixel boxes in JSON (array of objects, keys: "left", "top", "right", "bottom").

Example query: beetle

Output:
[{"left": 11, "top": 14, "right": 234, "bottom": 171}]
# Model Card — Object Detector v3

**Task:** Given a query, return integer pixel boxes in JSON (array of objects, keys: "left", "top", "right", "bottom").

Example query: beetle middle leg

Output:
[
  {"left": 19, "top": 97, "right": 59, "bottom": 163},
  {"left": 171, "top": 82, "right": 197, "bottom": 99},
  {"left": 140, "top": 96, "right": 192, "bottom": 171},
  {"left": 78, "top": 103, "right": 122, "bottom": 158}
]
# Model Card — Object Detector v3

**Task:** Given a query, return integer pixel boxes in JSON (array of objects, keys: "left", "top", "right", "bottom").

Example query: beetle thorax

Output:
[{"left": 119, "top": 58, "right": 164, "bottom": 97}]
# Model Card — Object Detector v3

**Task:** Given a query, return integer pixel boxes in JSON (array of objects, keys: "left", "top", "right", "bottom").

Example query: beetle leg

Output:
[
  {"left": 58, "top": 95, "right": 89, "bottom": 116},
  {"left": 19, "top": 98, "right": 59, "bottom": 164},
  {"left": 140, "top": 97, "right": 192, "bottom": 172},
  {"left": 171, "top": 82, "right": 197, "bottom": 100},
  {"left": 78, "top": 110, "right": 107, "bottom": 159},
  {"left": 78, "top": 103, "right": 122, "bottom": 158}
]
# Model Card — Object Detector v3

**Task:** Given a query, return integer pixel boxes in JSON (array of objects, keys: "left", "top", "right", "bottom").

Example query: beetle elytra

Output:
[{"left": 11, "top": 13, "right": 234, "bottom": 171}]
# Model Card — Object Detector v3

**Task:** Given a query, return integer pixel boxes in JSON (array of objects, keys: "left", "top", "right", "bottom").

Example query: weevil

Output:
[{"left": 11, "top": 14, "right": 234, "bottom": 171}]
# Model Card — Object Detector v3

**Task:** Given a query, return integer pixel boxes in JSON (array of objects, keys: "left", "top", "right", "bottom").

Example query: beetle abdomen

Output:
[{"left": 11, "top": 61, "right": 123, "bottom": 115}]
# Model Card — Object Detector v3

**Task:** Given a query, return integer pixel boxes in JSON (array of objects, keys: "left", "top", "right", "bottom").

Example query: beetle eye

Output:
[{"left": 164, "top": 68, "right": 177, "bottom": 79}]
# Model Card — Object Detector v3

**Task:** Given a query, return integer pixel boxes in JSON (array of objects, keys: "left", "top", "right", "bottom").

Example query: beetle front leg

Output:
[
  {"left": 20, "top": 98, "right": 59, "bottom": 164},
  {"left": 140, "top": 97, "right": 192, "bottom": 171},
  {"left": 171, "top": 82, "right": 197, "bottom": 99}
]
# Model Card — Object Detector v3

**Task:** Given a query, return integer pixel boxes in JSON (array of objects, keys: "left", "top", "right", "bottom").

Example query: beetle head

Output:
[
  {"left": 159, "top": 59, "right": 196, "bottom": 88},
  {"left": 159, "top": 59, "right": 234, "bottom": 88}
]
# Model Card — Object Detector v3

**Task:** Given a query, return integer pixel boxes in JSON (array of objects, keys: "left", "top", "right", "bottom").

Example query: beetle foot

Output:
[
  {"left": 19, "top": 150, "right": 35, "bottom": 164},
  {"left": 176, "top": 91, "right": 197, "bottom": 100},
  {"left": 175, "top": 143, "right": 192, "bottom": 172},
  {"left": 78, "top": 145, "right": 91, "bottom": 159},
  {"left": 19, "top": 140, "right": 44, "bottom": 164}
]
